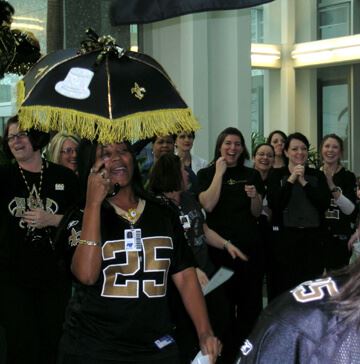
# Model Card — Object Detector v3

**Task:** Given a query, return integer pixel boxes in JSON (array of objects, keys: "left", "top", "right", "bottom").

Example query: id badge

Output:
[
  {"left": 154, "top": 335, "right": 175, "bottom": 349},
  {"left": 180, "top": 214, "right": 191, "bottom": 230},
  {"left": 124, "top": 228, "right": 142, "bottom": 251},
  {"left": 325, "top": 209, "right": 340, "bottom": 220}
]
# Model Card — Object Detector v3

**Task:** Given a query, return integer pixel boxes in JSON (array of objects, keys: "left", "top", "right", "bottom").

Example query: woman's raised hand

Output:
[
  {"left": 215, "top": 157, "right": 227, "bottom": 176},
  {"left": 87, "top": 162, "right": 111, "bottom": 206}
]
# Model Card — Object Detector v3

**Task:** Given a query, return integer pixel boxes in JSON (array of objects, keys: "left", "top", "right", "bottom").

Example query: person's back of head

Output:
[{"left": 148, "top": 153, "right": 182, "bottom": 194}]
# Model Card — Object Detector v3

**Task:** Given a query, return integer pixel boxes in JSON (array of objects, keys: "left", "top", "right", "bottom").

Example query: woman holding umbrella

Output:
[{"left": 57, "top": 140, "right": 221, "bottom": 364}]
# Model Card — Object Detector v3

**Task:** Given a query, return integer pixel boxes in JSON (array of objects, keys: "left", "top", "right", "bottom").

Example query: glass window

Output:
[
  {"left": 251, "top": 70, "right": 264, "bottom": 138},
  {"left": 318, "top": 1, "right": 350, "bottom": 39},
  {"left": 251, "top": 8, "right": 264, "bottom": 43}
]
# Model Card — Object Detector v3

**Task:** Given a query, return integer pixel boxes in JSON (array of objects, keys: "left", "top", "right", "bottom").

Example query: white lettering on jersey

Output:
[
  {"left": 291, "top": 277, "right": 338, "bottom": 303},
  {"left": 55, "top": 183, "right": 64, "bottom": 190},
  {"left": 240, "top": 339, "right": 253, "bottom": 356}
]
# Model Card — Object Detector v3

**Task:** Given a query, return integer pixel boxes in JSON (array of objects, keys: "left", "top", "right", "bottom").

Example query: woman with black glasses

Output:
[{"left": 0, "top": 115, "right": 80, "bottom": 364}]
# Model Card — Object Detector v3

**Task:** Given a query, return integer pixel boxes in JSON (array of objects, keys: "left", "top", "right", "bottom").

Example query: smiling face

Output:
[
  {"left": 176, "top": 132, "right": 194, "bottom": 153},
  {"left": 219, "top": 134, "right": 243, "bottom": 167},
  {"left": 254, "top": 145, "right": 275, "bottom": 173},
  {"left": 152, "top": 135, "right": 175, "bottom": 160},
  {"left": 321, "top": 137, "right": 342, "bottom": 166},
  {"left": 99, "top": 143, "right": 134, "bottom": 188},
  {"left": 285, "top": 138, "right": 308, "bottom": 167},
  {"left": 270, "top": 133, "right": 286, "bottom": 157},
  {"left": 7, "top": 122, "right": 36, "bottom": 162},
  {"left": 59, "top": 138, "right": 78, "bottom": 172}
]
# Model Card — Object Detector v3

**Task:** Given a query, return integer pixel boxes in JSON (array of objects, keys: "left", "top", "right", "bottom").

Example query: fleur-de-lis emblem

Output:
[
  {"left": 69, "top": 227, "right": 81, "bottom": 247},
  {"left": 227, "top": 178, "right": 237, "bottom": 186},
  {"left": 131, "top": 82, "right": 146, "bottom": 100}
]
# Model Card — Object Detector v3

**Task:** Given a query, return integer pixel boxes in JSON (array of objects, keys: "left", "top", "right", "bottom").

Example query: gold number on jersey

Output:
[
  {"left": 291, "top": 277, "right": 338, "bottom": 303},
  {"left": 101, "top": 237, "right": 173, "bottom": 298},
  {"left": 143, "top": 237, "right": 172, "bottom": 297}
]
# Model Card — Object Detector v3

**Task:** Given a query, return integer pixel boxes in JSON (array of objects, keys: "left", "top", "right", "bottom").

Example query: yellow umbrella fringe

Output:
[
  {"left": 17, "top": 80, "right": 25, "bottom": 110},
  {"left": 18, "top": 105, "right": 201, "bottom": 144}
]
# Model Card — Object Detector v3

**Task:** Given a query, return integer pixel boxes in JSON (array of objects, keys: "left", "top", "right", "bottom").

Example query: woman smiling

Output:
[
  {"left": 197, "top": 127, "right": 264, "bottom": 363},
  {"left": 319, "top": 134, "right": 357, "bottom": 270},
  {"left": 267, "top": 132, "right": 331, "bottom": 298},
  {"left": 57, "top": 141, "right": 221, "bottom": 364}
]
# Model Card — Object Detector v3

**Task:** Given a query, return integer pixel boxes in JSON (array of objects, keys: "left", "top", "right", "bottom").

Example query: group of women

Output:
[
  {"left": 0, "top": 117, "right": 221, "bottom": 364},
  {"left": 146, "top": 127, "right": 358, "bottom": 363},
  {"left": 0, "top": 114, "right": 358, "bottom": 364}
]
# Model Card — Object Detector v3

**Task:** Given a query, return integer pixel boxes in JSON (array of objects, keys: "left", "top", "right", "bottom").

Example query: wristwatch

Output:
[{"left": 331, "top": 186, "right": 342, "bottom": 193}]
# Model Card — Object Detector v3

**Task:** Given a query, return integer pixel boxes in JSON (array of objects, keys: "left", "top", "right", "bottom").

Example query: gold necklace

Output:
[
  {"left": 126, "top": 208, "right": 138, "bottom": 224},
  {"left": 18, "top": 161, "right": 44, "bottom": 209}
]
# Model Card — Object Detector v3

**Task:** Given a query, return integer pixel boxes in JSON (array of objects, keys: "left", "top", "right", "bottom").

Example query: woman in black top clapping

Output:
[
  {"left": 319, "top": 134, "right": 357, "bottom": 270},
  {"left": 267, "top": 132, "right": 331, "bottom": 298}
]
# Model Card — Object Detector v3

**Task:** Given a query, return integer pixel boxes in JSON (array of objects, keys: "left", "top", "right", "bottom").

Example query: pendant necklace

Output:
[{"left": 18, "top": 160, "right": 44, "bottom": 209}]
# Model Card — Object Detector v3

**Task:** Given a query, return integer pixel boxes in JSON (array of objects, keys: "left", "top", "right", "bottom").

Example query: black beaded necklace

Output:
[{"left": 18, "top": 160, "right": 44, "bottom": 209}]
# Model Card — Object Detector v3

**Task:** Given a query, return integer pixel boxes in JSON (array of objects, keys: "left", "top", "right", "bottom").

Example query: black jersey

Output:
[
  {"left": 197, "top": 164, "right": 265, "bottom": 251},
  {"left": 61, "top": 199, "right": 195, "bottom": 361},
  {"left": 0, "top": 161, "right": 80, "bottom": 286},
  {"left": 236, "top": 277, "right": 360, "bottom": 364}
]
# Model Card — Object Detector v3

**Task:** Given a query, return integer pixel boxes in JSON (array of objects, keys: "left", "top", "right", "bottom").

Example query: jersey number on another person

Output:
[
  {"left": 291, "top": 277, "right": 338, "bottom": 303},
  {"left": 101, "top": 237, "right": 173, "bottom": 298}
]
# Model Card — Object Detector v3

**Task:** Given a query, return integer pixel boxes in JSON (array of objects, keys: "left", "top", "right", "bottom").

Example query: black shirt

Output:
[
  {"left": 237, "top": 275, "right": 360, "bottom": 364},
  {"left": 61, "top": 199, "right": 195, "bottom": 361},
  {"left": 197, "top": 164, "right": 264, "bottom": 253},
  {"left": 0, "top": 161, "right": 80, "bottom": 287}
]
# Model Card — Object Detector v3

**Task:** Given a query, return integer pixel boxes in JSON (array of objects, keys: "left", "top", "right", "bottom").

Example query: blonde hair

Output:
[{"left": 48, "top": 132, "right": 80, "bottom": 164}]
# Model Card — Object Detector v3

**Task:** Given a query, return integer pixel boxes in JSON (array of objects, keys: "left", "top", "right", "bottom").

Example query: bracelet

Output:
[
  {"left": 77, "top": 239, "right": 101, "bottom": 247},
  {"left": 223, "top": 240, "right": 231, "bottom": 250}
]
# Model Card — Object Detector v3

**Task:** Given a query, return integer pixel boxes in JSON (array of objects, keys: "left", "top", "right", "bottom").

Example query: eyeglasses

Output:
[
  {"left": 60, "top": 147, "right": 77, "bottom": 155},
  {"left": 6, "top": 131, "right": 28, "bottom": 143},
  {"left": 256, "top": 152, "right": 274, "bottom": 158}
]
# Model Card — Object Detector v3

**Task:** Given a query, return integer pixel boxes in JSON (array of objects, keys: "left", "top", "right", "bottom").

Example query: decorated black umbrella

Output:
[
  {"left": 110, "top": 0, "right": 274, "bottom": 25},
  {"left": 17, "top": 29, "right": 199, "bottom": 144}
]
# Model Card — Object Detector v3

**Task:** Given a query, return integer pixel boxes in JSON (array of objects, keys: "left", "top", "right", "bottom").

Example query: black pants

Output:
[
  {"left": 0, "top": 280, "right": 71, "bottom": 364},
  {"left": 171, "top": 282, "right": 229, "bottom": 364},
  {"left": 323, "top": 233, "right": 351, "bottom": 271},
  {"left": 208, "top": 245, "right": 264, "bottom": 364},
  {"left": 57, "top": 353, "right": 180, "bottom": 364},
  {"left": 57, "top": 339, "right": 180, "bottom": 364},
  {"left": 271, "top": 227, "right": 325, "bottom": 298},
  {"left": 0, "top": 325, "right": 6, "bottom": 364}
]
